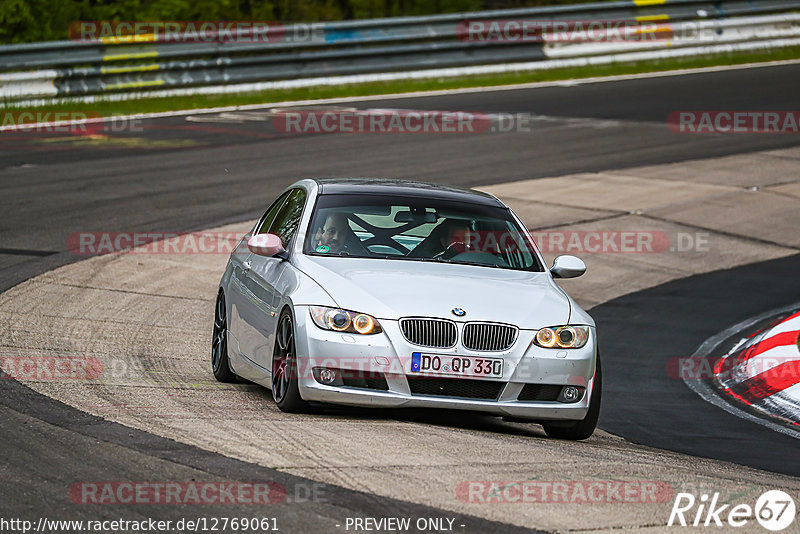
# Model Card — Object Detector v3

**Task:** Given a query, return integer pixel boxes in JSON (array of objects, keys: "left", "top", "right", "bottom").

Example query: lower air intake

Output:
[
  {"left": 407, "top": 377, "right": 503, "bottom": 400},
  {"left": 341, "top": 371, "right": 389, "bottom": 391},
  {"left": 517, "top": 384, "right": 562, "bottom": 401}
]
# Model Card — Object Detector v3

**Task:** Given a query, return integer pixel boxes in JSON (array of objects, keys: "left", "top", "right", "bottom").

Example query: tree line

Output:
[{"left": 1, "top": 0, "right": 595, "bottom": 43}]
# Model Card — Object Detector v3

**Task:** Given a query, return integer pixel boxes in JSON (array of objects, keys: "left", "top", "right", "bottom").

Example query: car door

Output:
[
  {"left": 239, "top": 187, "right": 308, "bottom": 369},
  {"left": 228, "top": 191, "right": 290, "bottom": 363}
]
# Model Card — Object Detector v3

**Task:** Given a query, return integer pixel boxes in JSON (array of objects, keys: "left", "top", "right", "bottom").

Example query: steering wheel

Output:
[{"left": 433, "top": 241, "right": 471, "bottom": 261}]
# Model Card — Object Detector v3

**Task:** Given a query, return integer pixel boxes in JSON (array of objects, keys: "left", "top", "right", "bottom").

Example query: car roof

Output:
[{"left": 313, "top": 178, "right": 504, "bottom": 207}]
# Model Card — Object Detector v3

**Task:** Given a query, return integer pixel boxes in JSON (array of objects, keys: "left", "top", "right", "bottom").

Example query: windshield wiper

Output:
[
  {"left": 371, "top": 254, "right": 437, "bottom": 262},
  {"left": 375, "top": 254, "right": 505, "bottom": 268},
  {"left": 452, "top": 260, "right": 503, "bottom": 269}
]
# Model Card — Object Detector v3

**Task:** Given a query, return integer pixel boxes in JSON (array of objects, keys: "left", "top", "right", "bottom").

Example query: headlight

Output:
[
  {"left": 309, "top": 306, "right": 382, "bottom": 335},
  {"left": 534, "top": 325, "right": 590, "bottom": 349}
]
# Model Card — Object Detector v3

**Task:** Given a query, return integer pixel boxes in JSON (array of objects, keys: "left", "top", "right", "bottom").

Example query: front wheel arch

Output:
[
  {"left": 271, "top": 306, "right": 312, "bottom": 413},
  {"left": 542, "top": 352, "right": 601, "bottom": 440}
]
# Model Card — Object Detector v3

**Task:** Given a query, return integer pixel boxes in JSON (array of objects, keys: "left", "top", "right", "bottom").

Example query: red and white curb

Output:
[
  {"left": 715, "top": 311, "right": 800, "bottom": 427},
  {"left": 683, "top": 303, "right": 800, "bottom": 438}
]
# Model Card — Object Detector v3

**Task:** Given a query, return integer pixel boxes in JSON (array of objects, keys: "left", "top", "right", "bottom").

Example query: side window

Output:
[
  {"left": 256, "top": 192, "right": 291, "bottom": 235},
  {"left": 268, "top": 188, "right": 307, "bottom": 247}
]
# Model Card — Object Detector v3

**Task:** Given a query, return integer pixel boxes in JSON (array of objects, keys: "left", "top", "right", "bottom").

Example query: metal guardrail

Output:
[{"left": 1, "top": 0, "right": 798, "bottom": 103}]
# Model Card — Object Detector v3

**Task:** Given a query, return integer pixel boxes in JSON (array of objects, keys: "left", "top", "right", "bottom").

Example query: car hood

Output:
[{"left": 293, "top": 255, "right": 571, "bottom": 328}]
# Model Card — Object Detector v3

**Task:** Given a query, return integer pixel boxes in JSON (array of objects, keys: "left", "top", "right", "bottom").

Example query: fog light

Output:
[
  {"left": 558, "top": 386, "right": 584, "bottom": 403},
  {"left": 318, "top": 368, "right": 337, "bottom": 385},
  {"left": 563, "top": 387, "right": 579, "bottom": 401}
]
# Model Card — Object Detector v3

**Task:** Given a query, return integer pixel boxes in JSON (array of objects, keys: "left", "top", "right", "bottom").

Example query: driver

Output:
[
  {"left": 438, "top": 219, "right": 470, "bottom": 253},
  {"left": 410, "top": 218, "right": 472, "bottom": 259}
]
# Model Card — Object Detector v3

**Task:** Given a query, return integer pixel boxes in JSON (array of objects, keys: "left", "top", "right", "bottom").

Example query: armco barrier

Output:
[{"left": 0, "top": 0, "right": 798, "bottom": 103}]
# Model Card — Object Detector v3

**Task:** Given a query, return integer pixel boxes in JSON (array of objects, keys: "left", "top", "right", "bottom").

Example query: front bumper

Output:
[{"left": 293, "top": 306, "right": 597, "bottom": 421}]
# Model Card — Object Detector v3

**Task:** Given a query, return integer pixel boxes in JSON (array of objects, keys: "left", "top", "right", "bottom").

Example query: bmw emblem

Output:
[{"left": 452, "top": 308, "right": 466, "bottom": 317}]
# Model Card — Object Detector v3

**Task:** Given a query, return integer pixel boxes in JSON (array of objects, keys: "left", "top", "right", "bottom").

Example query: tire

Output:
[
  {"left": 272, "top": 309, "right": 312, "bottom": 413},
  {"left": 211, "top": 290, "right": 238, "bottom": 383},
  {"left": 543, "top": 354, "right": 602, "bottom": 440}
]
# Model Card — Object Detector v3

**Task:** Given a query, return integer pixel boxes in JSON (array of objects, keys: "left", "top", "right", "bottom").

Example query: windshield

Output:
[{"left": 304, "top": 194, "right": 543, "bottom": 271}]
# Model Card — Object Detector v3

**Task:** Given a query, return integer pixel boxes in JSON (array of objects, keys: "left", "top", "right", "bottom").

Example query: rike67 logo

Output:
[{"left": 669, "top": 490, "right": 796, "bottom": 531}]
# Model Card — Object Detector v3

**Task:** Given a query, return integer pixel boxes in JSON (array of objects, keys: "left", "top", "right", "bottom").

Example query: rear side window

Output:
[
  {"left": 256, "top": 191, "right": 291, "bottom": 235},
  {"left": 268, "top": 188, "right": 307, "bottom": 247}
]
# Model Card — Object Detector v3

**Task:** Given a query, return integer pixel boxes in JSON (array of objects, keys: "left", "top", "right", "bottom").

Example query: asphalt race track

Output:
[
  {"left": 594, "top": 253, "right": 800, "bottom": 476},
  {"left": 1, "top": 62, "right": 800, "bottom": 530},
  {"left": 3, "top": 63, "right": 800, "bottom": 290}
]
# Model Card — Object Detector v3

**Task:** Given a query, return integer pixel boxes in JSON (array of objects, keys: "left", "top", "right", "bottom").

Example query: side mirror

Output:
[
  {"left": 550, "top": 255, "right": 586, "bottom": 279},
  {"left": 247, "top": 233, "right": 285, "bottom": 257}
]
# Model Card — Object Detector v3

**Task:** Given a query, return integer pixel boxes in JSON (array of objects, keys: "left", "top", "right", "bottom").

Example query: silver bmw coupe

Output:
[{"left": 213, "top": 179, "right": 600, "bottom": 439}]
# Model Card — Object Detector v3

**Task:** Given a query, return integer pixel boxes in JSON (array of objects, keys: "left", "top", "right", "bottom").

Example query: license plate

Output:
[{"left": 410, "top": 352, "right": 503, "bottom": 378}]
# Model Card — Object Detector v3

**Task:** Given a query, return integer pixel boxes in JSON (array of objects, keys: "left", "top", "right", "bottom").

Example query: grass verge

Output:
[{"left": 6, "top": 45, "right": 800, "bottom": 116}]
